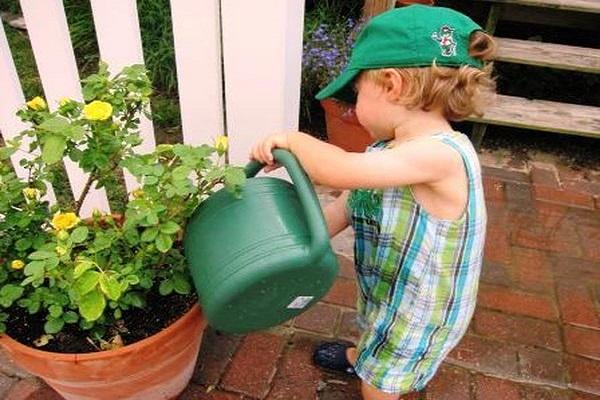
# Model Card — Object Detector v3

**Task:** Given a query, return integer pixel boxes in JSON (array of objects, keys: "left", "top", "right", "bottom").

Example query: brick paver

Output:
[
  {"left": 473, "top": 309, "right": 562, "bottom": 351},
  {"left": 220, "top": 333, "right": 285, "bottom": 398},
  {"left": 1, "top": 159, "right": 599, "bottom": 399},
  {"left": 473, "top": 375, "right": 520, "bottom": 400},
  {"left": 293, "top": 304, "right": 340, "bottom": 336}
]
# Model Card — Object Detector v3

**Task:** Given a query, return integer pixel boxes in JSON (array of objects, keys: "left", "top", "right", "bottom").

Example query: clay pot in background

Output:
[{"left": 320, "top": 99, "right": 373, "bottom": 153}]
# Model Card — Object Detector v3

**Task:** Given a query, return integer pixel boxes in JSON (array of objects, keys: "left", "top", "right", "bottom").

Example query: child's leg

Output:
[
  {"left": 347, "top": 347, "right": 405, "bottom": 400},
  {"left": 361, "top": 381, "right": 401, "bottom": 400}
]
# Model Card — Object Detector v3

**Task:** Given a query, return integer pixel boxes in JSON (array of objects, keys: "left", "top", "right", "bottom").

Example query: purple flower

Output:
[{"left": 302, "top": 18, "right": 361, "bottom": 85}]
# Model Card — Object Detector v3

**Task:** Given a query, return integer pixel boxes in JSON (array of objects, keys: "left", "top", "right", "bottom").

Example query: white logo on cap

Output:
[{"left": 431, "top": 25, "right": 457, "bottom": 57}]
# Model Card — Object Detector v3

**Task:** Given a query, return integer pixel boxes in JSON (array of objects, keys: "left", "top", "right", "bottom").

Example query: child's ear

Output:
[{"left": 381, "top": 69, "right": 403, "bottom": 102}]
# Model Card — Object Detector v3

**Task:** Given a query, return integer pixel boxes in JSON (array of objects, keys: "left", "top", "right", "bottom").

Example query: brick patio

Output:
[{"left": 1, "top": 158, "right": 599, "bottom": 399}]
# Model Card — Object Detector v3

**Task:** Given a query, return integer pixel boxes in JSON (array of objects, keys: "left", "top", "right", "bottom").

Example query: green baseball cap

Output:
[{"left": 316, "top": 5, "right": 484, "bottom": 102}]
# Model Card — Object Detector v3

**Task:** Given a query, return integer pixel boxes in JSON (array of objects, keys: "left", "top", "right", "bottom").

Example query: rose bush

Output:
[{"left": 0, "top": 62, "right": 245, "bottom": 349}]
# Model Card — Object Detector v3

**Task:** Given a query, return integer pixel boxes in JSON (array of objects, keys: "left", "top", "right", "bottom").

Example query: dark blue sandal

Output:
[{"left": 313, "top": 342, "right": 357, "bottom": 376}]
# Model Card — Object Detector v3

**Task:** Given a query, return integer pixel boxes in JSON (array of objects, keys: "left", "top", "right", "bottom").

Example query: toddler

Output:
[{"left": 250, "top": 5, "right": 495, "bottom": 399}]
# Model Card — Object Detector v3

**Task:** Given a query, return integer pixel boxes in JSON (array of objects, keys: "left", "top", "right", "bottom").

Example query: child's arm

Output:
[
  {"left": 323, "top": 191, "right": 350, "bottom": 237},
  {"left": 251, "top": 132, "right": 462, "bottom": 190}
]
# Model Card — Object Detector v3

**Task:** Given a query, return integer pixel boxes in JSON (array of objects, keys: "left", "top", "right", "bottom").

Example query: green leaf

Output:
[
  {"left": 74, "top": 270, "right": 100, "bottom": 296},
  {"left": 124, "top": 292, "right": 145, "bottom": 308},
  {"left": 139, "top": 276, "right": 153, "bottom": 289},
  {"left": 45, "top": 257, "right": 60, "bottom": 270},
  {"left": 125, "top": 275, "right": 140, "bottom": 285},
  {"left": 15, "top": 238, "right": 32, "bottom": 251},
  {"left": 172, "top": 165, "right": 191, "bottom": 180},
  {"left": 44, "top": 318, "right": 64, "bottom": 334},
  {"left": 160, "top": 221, "right": 180, "bottom": 235},
  {"left": 123, "top": 229, "right": 140, "bottom": 245},
  {"left": 63, "top": 311, "right": 79, "bottom": 324},
  {"left": 224, "top": 168, "right": 246, "bottom": 188},
  {"left": 114, "top": 308, "right": 122, "bottom": 320},
  {"left": 74, "top": 260, "right": 96, "bottom": 279},
  {"left": 0, "top": 146, "right": 17, "bottom": 160},
  {"left": 146, "top": 213, "right": 159, "bottom": 226},
  {"left": 24, "top": 261, "right": 45, "bottom": 277},
  {"left": 140, "top": 226, "right": 159, "bottom": 242},
  {"left": 99, "top": 274, "right": 122, "bottom": 301},
  {"left": 152, "top": 164, "right": 165, "bottom": 176},
  {"left": 159, "top": 279, "right": 174, "bottom": 296},
  {"left": 155, "top": 233, "right": 173, "bottom": 253},
  {"left": 70, "top": 226, "right": 89, "bottom": 244},
  {"left": 18, "top": 298, "right": 40, "bottom": 314},
  {"left": 42, "top": 134, "right": 67, "bottom": 165},
  {"left": 28, "top": 250, "right": 56, "bottom": 260},
  {"left": 155, "top": 144, "right": 173, "bottom": 154},
  {"left": 92, "top": 234, "right": 113, "bottom": 251},
  {"left": 39, "top": 116, "right": 70, "bottom": 134},
  {"left": 79, "top": 319, "right": 94, "bottom": 330},
  {"left": 173, "top": 274, "right": 191, "bottom": 295},
  {"left": 69, "top": 148, "right": 84, "bottom": 162},
  {"left": 67, "top": 125, "right": 86, "bottom": 141},
  {"left": 144, "top": 176, "right": 158, "bottom": 185},
  {"left": 20, "top": 276, "right": 37, "bottom": 287},
  {"left": 79, "top": 289, "right": 106, "bottom": 322},
  {"left": 0, "top": 285, "right": 24, "bottom": 307},
  {"left": 48, "top": 305, "right": 63, "bottom": 318}
]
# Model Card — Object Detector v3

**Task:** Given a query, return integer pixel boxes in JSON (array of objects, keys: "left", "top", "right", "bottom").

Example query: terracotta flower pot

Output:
[
  {"left": 0, "top": 303, "right": 206, "bottom": 400},
  {"left": 320, "top": 99, "right": 373, "bottom": 153}
]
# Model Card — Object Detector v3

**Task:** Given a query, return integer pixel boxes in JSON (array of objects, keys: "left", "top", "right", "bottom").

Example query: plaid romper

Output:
[{"left": 348, "top": 132, "right": 487, "bottom": 393}]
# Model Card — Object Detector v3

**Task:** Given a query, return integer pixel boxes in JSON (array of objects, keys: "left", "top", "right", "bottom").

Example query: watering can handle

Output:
[{"left": 244, "top": 149, "right": 329, "bottom": 265}]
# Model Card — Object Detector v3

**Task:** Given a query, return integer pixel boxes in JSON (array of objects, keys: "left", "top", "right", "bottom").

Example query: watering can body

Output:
[{"left": 183, "top": 150, "right": 339, "bottom": 333}]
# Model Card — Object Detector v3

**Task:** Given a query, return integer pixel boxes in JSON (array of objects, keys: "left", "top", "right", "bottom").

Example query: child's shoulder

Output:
[{"left": 379, "top": 132, "right": 473, "bottom": 172}]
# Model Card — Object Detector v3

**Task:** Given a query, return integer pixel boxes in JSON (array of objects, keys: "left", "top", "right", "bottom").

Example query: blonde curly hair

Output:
[{"left": 361, "top": 31, "right": 497, "bottom": 121}]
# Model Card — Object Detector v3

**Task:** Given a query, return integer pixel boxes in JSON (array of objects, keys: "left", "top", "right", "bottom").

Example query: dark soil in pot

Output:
[{"left": 5, "top": 289, "right": 197, "bottom": 354}]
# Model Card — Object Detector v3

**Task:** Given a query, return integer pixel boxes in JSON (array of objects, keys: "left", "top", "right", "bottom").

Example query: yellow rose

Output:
[
  {"left": 59, "top": 97, "right": 71, "bottom": 107},
  {"left": 132, "top": 189, "right": 145, "bottom": 199},
  {"left": 214, "top": 135, "right": 228, "bottom": 154},
  {"left": 26, "top": 96, "right": 47, "bottom": 111},
  {"left": 51, "top": 212, "right": 80, "bottom": 231},
  {"left": 11, "top": 260, "right": 25, "bottom": 270},
  {"left": 22, "top": 187, "right": 41, "bottom": 202},
  {"left": 83, "top": 100, "right": 113, "bottom": 121}
]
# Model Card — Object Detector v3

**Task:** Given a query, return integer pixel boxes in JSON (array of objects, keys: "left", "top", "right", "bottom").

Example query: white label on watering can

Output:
[{"left": 287, "top": 296, "right": 314, "bottom": 309}]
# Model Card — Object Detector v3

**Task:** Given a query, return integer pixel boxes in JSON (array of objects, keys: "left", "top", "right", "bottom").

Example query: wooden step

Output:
[
  {"left": 468, "top": 95, "right": 600, "bottom": 138},
  {"left": 495, "top": 37, "right": 600, "bottom": 74},
  {"left": 478, "top": 0, "right": 600, "bottom": 13}
]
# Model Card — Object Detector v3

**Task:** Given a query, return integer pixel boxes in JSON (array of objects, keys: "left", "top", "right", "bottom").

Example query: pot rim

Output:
[{"left": 0, "top": 303, "right": 203, "bottom": 361}]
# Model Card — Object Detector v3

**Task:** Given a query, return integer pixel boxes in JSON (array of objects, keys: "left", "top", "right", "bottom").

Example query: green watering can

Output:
[{"left": 183, "top": 149, "right": 339, "bottom": 333}]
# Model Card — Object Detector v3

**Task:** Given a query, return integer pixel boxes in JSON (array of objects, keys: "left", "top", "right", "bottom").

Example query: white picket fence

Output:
[{"left": 0, "top": 0, "right": 305, "bottom": 217}]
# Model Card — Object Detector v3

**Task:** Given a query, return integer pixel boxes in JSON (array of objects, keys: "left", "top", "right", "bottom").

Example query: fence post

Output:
[
  {"left": 170, "top": 0, "right": 225, "bottom": 148},
  {"left": 20, "top": 0, "right": 110, "bottom": 216},
  {"left": 220, "top": 0, "right": 305, "bottom": 168}
]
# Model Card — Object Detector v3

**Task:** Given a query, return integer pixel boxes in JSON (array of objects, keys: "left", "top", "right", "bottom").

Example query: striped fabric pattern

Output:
[{"left": 348, "top": 132, "right": 487, "bottom": 393}]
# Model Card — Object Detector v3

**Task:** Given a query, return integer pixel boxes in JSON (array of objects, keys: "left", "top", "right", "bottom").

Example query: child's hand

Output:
[{"left": 250, "top": 133, "right": 291, "bottom": 172}]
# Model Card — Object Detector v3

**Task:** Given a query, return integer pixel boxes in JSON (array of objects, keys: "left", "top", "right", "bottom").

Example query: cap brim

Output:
[{"left": 315, "top": 67, "right": 362, "bottom": 103}]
